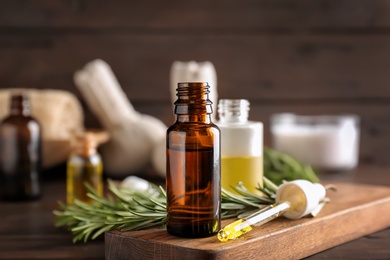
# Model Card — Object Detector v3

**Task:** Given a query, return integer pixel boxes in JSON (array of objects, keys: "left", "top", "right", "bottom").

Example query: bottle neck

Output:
[
  {"left": 75, "top": 146, "right": 97, "bottom": 158},
  {"left": 73, "top": 133, "right": 98, "bottom": 158},
  {"left": 218, "top": 99, "right": 250, "bottom": 123},
  {"left": 177, "top": 114, "right": 212, "bottom": 123},
  {"left": 174, "top": 82, "right": 214, "bottom": 123},
  {"left": 10, "top": 93, "right": 30, "bottom": 116}
]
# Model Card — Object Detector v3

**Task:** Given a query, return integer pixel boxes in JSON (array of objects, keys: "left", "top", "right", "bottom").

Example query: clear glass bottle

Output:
[
  {"left": 0, "top": 92, "right": 42, "bottom": 201},
  {"left": 166, "top": 82, "right": 221, "bottom": 238},
  {"left": 66, "top": 132, "right": 103, "bottom": 204},
  {"left": 217, "top": 99, "right": 263, "bottom": 194}
]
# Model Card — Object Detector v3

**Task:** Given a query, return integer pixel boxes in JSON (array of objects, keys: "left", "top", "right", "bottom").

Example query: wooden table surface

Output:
[{"left": 0, "top": 164, "right": 389, "bottom": 259}]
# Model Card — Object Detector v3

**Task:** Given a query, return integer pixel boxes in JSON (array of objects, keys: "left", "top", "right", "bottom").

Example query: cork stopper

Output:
[{"left": 72, "top": 130, "right": 109, "bottom": 157}]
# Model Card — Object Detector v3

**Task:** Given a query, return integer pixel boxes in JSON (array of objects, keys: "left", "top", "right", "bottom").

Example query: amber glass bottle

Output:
[
  {"left": 0, "top": 93, "right": 42, "bottom": 201},
  {"left": 66, "top": 132, "right": 103, "bottom": 204},
  {"left": 166, "top": 82, "right": 221, "bottom": 238}
]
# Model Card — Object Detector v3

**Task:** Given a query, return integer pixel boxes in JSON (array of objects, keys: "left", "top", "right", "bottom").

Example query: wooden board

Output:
[{"left": 105, "top": 182, "right": 390, "bottom": 259}]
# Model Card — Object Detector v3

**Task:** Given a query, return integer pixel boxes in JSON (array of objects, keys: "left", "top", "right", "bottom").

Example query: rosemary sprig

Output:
[
  {"left": 54, "top": 148, "right": 320, "bottom": 243},
  {"left": 264, "top": 146, "right": 320, "bottom": 185},
  {"left": 54, "top": 178, "right": 278, "bottom": 243},
  {"left": 53, "top": 181, "right": 167, "bottom": 243}
]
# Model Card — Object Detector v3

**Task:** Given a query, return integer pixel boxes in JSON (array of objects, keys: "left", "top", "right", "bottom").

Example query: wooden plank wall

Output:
[{"left": 0, "top": 0, "right": 389, "bottom": 166}]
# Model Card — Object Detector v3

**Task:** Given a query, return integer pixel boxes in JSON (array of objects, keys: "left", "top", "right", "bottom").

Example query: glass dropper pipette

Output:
[{"left": 218, "top": 180, "right": 326, "bottom": 242}]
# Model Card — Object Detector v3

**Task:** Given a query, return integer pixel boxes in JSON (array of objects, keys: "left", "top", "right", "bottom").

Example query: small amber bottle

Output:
[
  {"left": 166, "top": 82, "right": 221, "bottom": 238},
  {"left": 0, "top": 92, "right": 42, "bottom": 201},
  {"left": 66, "top": 132, "right": 103, "bottom": 204}
]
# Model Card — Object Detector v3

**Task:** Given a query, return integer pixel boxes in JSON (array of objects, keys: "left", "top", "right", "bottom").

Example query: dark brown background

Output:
[
  {"left": 0, "top": 0, "right": 389, "bottom": 166},
  {"left": 1, "top": 2, "right": 390, "bottom": 259}
]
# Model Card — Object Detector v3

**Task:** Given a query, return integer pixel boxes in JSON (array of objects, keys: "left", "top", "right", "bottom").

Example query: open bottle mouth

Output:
[
  {"left": 174, "top": 82, "right": 213, "bottom": 115},
  {"left": 10, "top": 92, "right": 30, "bottom": 115},
  {"left": 218, "top": 99, "right": 250, "bottom": 123}
]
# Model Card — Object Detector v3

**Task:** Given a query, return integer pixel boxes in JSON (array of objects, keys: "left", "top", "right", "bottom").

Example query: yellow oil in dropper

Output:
[
  {"left": 218, "top": 202, "right": 291, "bottom": 242},
  {"left": 218, "top": 180, "right": 326, "bottom": 242}
]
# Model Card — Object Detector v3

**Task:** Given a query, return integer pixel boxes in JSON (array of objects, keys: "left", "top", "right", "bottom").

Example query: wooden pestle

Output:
[{"left": 74, "top": 59, "right": 166, "bottom": 178}]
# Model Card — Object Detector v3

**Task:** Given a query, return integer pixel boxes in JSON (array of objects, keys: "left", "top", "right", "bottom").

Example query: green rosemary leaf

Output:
[
  {"left": 231, "top": 183, "right": 274, "bottom": 204},
  {"left": 131, "top": 197, "right": 164, "bottom": 212},
  {"left": 259, "top": 187, "right": 276, "bottom": 199},
  {"left": 114, "top": 211, "right": 138, "bottom": 217},
  {"left": 126, "top": 209, "right": 167, "bottom": 218},
  {"left": 159, "top": 186, "right": 167, "bottom": 197},
  {"left": 148, "top": 197, "right": 167, "bottom": 209},
  {"left": 82, "top": 224, "right": 103, "bottom": 237},
  {"left": 221, "top": 203, "right": 247, "bottom": 210},
  {"left": 72, "top": 231, "right": 85, "bottom": 244},
  {"left": 106, "top": 181, "right": 132, "bottom": 203},
  {"left": 119, "top": 219, "right": 165, "bottom": 232},
  {"left": 263, "top": 176, "right": 278, "bottom": 193},
  {"left": 92, "top": 224, "right": 116, "bottom": 240},
  {"left": 221, "top": 189, "right": 263, "bottom": 208},
  {"left": 105, "top": 219, "right": 132, "bottom": 225}
]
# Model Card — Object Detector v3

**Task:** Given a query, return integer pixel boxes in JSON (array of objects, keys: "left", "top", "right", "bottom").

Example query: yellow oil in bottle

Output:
[
  {"left": 66, "top": 132, "right": 104, "bottom": 205},
  {"left": 221, "top": 156, "right": 263, "bottom": 194},
  {"left": 66, "top": 160, "right": 103, "bottom": 204}
]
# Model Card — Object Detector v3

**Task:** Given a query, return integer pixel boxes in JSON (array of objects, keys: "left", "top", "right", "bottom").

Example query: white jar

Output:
[{"left": 271, "top": 113, "right": 360, "bottom": 172}]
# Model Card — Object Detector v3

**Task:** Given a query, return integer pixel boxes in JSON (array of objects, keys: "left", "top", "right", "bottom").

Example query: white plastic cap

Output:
[{"left": 276, "top": 180, "right": 326, "bottom": 219}]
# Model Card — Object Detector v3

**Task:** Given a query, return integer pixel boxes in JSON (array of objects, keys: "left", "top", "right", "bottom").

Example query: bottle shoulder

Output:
[
  {"left": 68, "top": 153, "right": 102, "bottom": 165},
  {"left": 0, "top": 116, "right": 41, "bottom": 137},
  {"left": 168, "top": 121, "right": 220, "bottom": 131},
  {"left": 1, "top": 115, "right": 40, "bottom": 126},
  {"left": 217, "top": 120, "right": 263, "bottom": 129}
]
